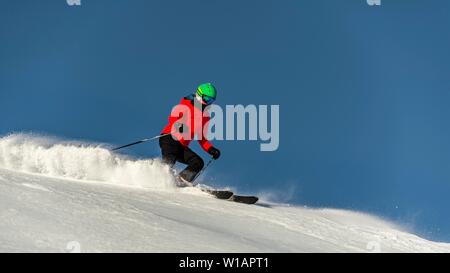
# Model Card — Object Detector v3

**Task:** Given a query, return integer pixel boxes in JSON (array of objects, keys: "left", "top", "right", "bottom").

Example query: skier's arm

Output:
[
  {"left": 199, "top": 138, "right": 213, "bottom": 153},
  {"left": 168, "top": 104, "right": 188, "bottom": 135},
  {"left": 198, "top": 113, "right": 213, "bottom": 153}
]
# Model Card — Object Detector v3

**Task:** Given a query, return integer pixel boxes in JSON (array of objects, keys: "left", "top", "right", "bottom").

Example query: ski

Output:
[
  {"left": 229, "top": 195, "right": 259, "bottom": 205},
  {"left": 200, "top": 188, "right": 234, "bottom": 199},
  {"left": 202, "top": 189, "right": 259, "bottom": 205},
  {"left": 196, "top": 185, "right": 259, "bottom": 204}
]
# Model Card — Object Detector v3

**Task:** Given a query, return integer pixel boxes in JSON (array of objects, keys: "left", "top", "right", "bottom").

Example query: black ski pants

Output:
[{"left": 159, "top": 134, "right": 204, "bottom": 182}]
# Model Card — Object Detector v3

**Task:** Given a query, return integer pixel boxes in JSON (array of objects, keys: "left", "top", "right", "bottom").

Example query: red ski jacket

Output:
[{"left": 161, "top": 96, "right": 213, "bottom": 152}]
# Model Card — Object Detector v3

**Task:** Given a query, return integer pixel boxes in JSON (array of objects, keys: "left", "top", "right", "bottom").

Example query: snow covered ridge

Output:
[
  {"left": 0, "top": 133, "right": 449, "bottom": 252},
  {"left": 0, "top": 168, "right": 449, "bottom": 252},
  {"left": 0, "top": 134, "right": 176, "bottom": 190}
]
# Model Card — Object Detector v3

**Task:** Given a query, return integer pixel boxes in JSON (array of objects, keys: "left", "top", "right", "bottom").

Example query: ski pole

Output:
[
  {"left": 192, "top": 158, "right": 215, "bottom": 186},
  {"left": 111, "top": 133, "right": 170, "bottom": 151}
]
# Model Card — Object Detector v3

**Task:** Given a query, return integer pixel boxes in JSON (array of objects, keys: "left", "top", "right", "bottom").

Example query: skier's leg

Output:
[
  {"left": 178, "top": 148, "right": 204, "bottom": 183},
  {"left": 159, "top": 135, "right": 182, "bottom": 168}
]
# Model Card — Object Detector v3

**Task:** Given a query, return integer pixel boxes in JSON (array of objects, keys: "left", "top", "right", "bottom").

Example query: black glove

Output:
[{"left": 208, "top": 146, "right": 221, "bottom": 160}]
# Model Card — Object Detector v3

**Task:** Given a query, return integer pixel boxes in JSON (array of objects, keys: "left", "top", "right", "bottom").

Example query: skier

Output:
[{"left": 160, "top": 83, "right": 221, "bottom": 187}]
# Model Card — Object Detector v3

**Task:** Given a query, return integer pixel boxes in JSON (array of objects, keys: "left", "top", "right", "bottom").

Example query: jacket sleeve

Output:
[
  {"left": 168, "top": 105, "right": 184, "bottom": 132},
  {"left": 166, "top": 104, "right": 191, "bottom": 147},
  {"left": 198, "top": 115, "right": 213, "bottom": 152}
]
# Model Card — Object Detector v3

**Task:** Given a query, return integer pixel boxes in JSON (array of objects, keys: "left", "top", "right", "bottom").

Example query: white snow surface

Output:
[{"left": 0, "top": 134, "right": 449, "bottom": 253}]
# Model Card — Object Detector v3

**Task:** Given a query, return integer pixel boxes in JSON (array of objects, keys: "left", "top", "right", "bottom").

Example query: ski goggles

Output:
[{"left": 201, "top": 95, "right": 216, "bottom": 105}]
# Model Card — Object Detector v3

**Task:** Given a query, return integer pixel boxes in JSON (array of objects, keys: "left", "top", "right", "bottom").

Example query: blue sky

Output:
[{"left": 1, "top": 0, "right": 450, "bottom": 242}]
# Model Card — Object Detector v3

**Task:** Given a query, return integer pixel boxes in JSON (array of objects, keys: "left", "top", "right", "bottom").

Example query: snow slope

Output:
[{"left": 0, "top": 134, "right": 449, "bottom": 253}]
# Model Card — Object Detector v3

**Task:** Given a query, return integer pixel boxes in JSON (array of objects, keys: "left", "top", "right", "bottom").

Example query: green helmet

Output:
[{"left": 196, "top": 83, "right": 217, "bottom": 104}]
